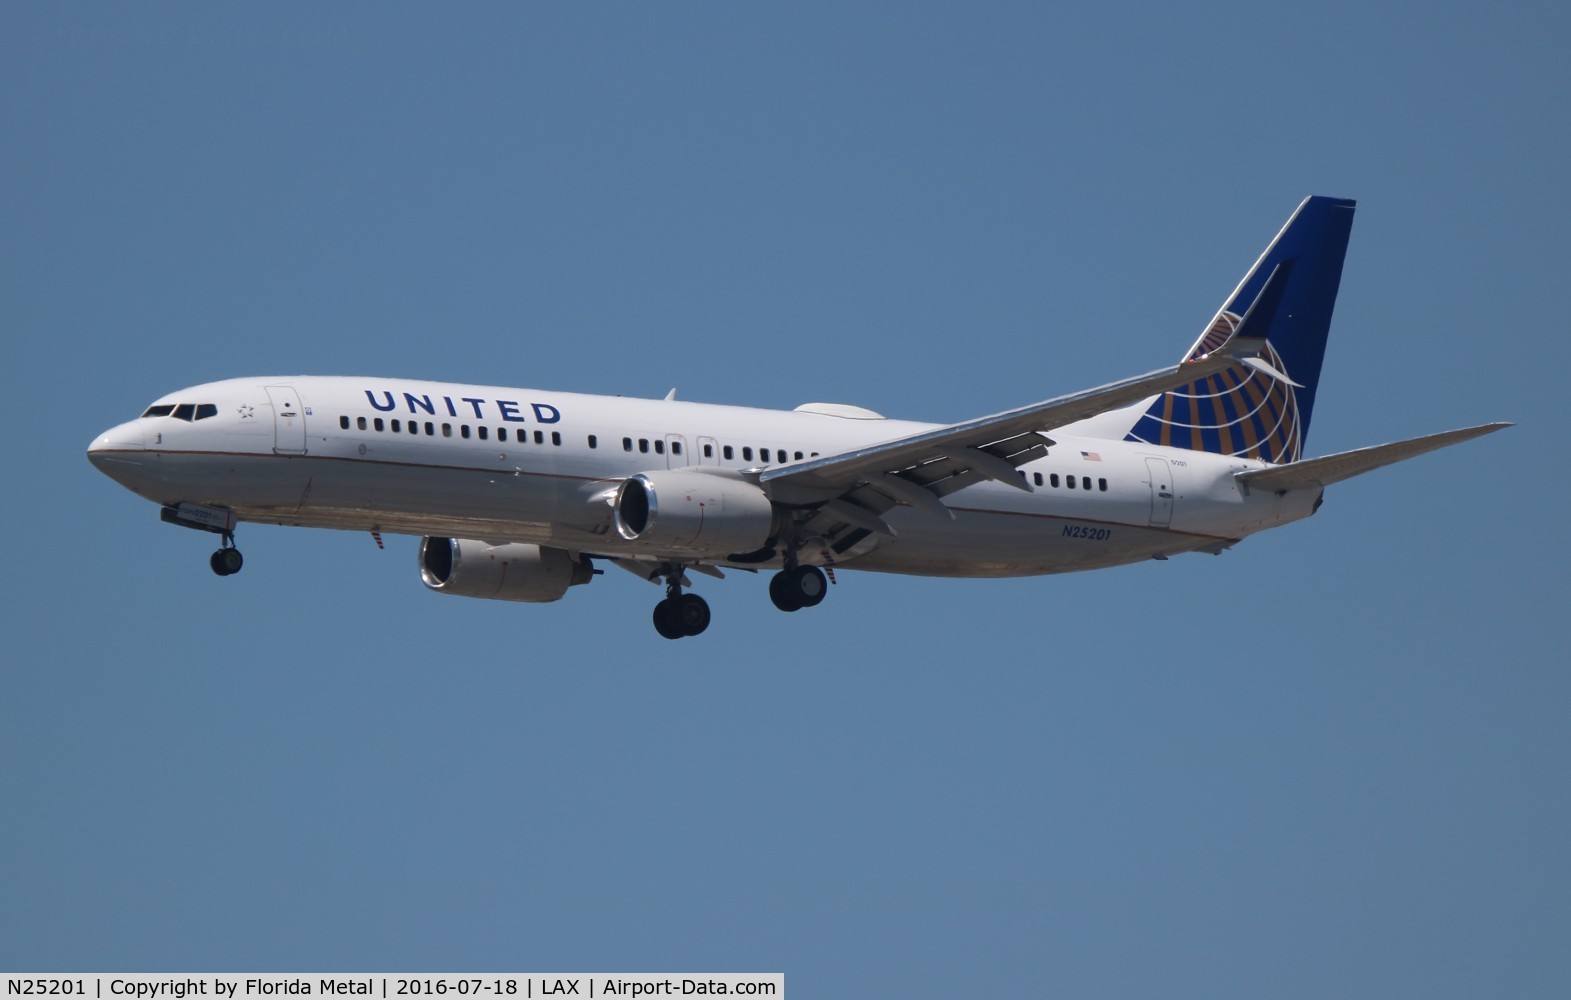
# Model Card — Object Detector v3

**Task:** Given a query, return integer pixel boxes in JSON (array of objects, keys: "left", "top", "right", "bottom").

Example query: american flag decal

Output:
[{"left": 1080, "top": 451, "right": 1102, "bottom": 462}]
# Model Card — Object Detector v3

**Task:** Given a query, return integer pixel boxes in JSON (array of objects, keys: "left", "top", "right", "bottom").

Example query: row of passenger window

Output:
[
  {"left": 337, "top": 413, "right": 1113, "bottom": 494},
  {"left": 337, "top": 411, "right": 1121, "bottom": 500},
  {"left": 141, "top": 403, "right": 219, "bottom": 421},
  {"left": 339, "top": 414, "right": 825, "bottom": 468},
  {"left": 339, "top": 414, "right": 564, "bottom": 446},
  {"left": 341, "top": 414, "right": 1119, "bottom": 493},
  {"left": 1032, "top": 471, "right": 1108, "bottom": 492},
  {"left": 619, "top": 437, "right": 818, "bottom": 464}
]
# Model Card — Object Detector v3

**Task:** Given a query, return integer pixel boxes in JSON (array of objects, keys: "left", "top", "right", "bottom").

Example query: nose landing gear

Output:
[
  {"left": 159, "top": 504, "right": 245, "bottom": 578},
  {"left": 209, "top": 532, "right": 244, "bottom": 577}
]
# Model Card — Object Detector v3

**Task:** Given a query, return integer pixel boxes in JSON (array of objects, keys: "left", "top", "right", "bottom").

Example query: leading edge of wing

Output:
[{"left": 761, "top": 330, "right": 1274, "bottom": 494}]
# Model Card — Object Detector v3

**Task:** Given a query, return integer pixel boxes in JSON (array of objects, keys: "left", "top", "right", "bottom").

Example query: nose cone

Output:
[{"left": 87, "top": 420, "right": 147, "bottom": 487}]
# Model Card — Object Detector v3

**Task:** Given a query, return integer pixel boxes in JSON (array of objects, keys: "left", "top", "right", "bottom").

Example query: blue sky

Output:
[{"left": 2, "top": 3, "right": 1565, "bottom": 996}]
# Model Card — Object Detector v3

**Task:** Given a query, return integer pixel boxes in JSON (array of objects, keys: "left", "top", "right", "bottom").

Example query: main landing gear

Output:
[
  {"left": 648, "top": 565, "right": 829, "bottom": 636},
  {"left": 769, "top": 565, "right": 827, "bottom": 613},
  {"left": 209, "top": 532, "right": 244, "bottom": 577},
  {"left": 652, "top": 571, "right": 710, "bottom": 640}
]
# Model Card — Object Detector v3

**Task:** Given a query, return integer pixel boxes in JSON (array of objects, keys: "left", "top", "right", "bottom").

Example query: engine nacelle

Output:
[
  {"left": 418, "top": 538, "right": 593, "bottom": 603},
  {"left": 613, "top": 469, "right": 777, "bottom": 559}
]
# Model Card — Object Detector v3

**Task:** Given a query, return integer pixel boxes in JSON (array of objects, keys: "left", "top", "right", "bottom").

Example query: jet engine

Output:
[
  {"left": 418, "top": 538, "right": 593, "bottom": 603},
  {"left": 613, "top": 469, "right": 778, "bottom": 559}
]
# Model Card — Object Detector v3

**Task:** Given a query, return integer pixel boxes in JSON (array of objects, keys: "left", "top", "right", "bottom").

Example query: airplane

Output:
[{"left": 87, "top": 196, "right": 1509, "bottom": 638}]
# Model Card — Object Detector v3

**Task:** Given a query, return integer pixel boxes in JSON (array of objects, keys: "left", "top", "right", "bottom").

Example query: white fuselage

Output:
[{"left": 87, "top": 376, "right": 1321, "bottom": 577}]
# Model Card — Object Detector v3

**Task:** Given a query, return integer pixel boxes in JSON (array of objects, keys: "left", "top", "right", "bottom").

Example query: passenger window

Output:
[
  {"left": 742, "top": 447, "right": 753, "bottom": 461},
  {"left": 777, "top": 450, "right": 786, "bottom": 464},
  {"left": 794, "top": 451, "right": 803, "bottom": 461},
  {"left": 1050, "top": 473, "right": 1060, "bottom": 488},
  {"left": 534, "top": 430, "right": 544, "bottom": 445},
  {"left": 425, "top": 422, "right": 435, "bottom": 436},
  {"left": 478, "top": 426, "right": 488, "bottom": 440},
  {"left": 357, "top": 416, "right": 367, "bottom": 430},
  {"left": 374, "top": 418, "right": 385, "bottom": 432},
  {"left": 639, "top": 439, "right": 649, "bottom": 454},
  {"left": 588, "top": 435, "right": 598, "bottom": 449},
  {"left": 1083, "top": 477, "right": 1092, "bottom": 491},
  {"left": 498, "top": 427, "right": 508, "bottom": 442},
  {"left": 442, "top": 423, "right": 452, "bottom": 437},
  {"left": 654, "top": 440, "right": 665, "bottom": 455},
  {"left": 1034, "top": 472, "right": 1044, "bottom": 486},
  {"left": 671, "top": 441, "right": 681, "bottom": 455},
  {"left": 339, "top": 416, "right": 350, "bottom": 430},
  {"left": 408, "top": 421, "right": 418, "bottom": 435},
  {"left": 723, "top": 445, "right": 734, "bottom": 460},
  {"left": 461, "top": 425, "right": 471, "bottom": 439},
  {"left": 703, "top": 444, "right": 713, "bottom": 458},
  {"left": 1066, "top": 475, "right": 1076, "bottom": 489},
  {"left": 552, "top": 431, "right": 561, "bottom": 446},
  {"left": 392, "top": 419, "right": 402, "bottom": 432},
  {"left": 623, "top": 437, "right": 633, "bottom": 452},
  {"left": 1098, "top": 478, "right": 1108, "bottom": 492}
]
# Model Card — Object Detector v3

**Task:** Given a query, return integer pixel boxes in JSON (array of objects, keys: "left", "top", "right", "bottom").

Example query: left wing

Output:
[
  {"left": 757, "top": 282, "right": 1291, "bottom": 549},
  {"left": 752, "top": 261, "right": 1304, "bottom": 554},
  {"left": 762, "top": 352, "right": 1250, "bottom": 497}
]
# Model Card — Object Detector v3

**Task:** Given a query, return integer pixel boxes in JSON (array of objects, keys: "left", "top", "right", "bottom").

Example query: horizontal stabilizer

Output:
[{"left": 1235, "top": 422, "right": 1512, "bottom": 493}]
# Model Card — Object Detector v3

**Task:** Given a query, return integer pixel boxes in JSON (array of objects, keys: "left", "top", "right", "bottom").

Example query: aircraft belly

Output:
[
  {"left": 848, "top": 508, "right": 1215, "bottom": 578},
  {"left": 141, "top": 452, "right": 602, "bottom": 544},
  {"left": 138, "top": 450, "right": 1244, "bottom": 574}
]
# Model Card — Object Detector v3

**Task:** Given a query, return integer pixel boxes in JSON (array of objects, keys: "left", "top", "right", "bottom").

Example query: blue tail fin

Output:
[{"left": 1123, "top": 196, "right": 1356, "bottom": 463}]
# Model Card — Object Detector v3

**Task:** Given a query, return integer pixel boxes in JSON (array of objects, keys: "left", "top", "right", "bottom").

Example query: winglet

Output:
[
  {"left": 1212, "top": 259, "right": 1294, "bottom": 362},
  {"left": 1192, "top": 260, "right": 1302, "bottom": 386},
  {"left": 1238, "top": 355, "right": 1303, "bottom": 387}
]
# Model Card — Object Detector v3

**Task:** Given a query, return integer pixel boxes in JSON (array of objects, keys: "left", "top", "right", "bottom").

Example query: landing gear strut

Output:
[
  {"left": 209, "top": 531, "right": 244, "bottom": 577},
  {"left": 652, "top": 570, "right": 710, "bottom": 639},
  {"left": 769, "top": 565, "right": 827, "bottom": 612},
  {"left": 160, "top": 504, "right": 244, "bottom": 578}
]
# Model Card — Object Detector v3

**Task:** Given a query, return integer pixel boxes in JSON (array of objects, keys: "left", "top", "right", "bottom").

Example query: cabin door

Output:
[
  {"left": 265, "top": 385, "right": 307, "bottom": 455},
  {"left": 1145, "top": 457, "right": 1174, "bottom": 527}
]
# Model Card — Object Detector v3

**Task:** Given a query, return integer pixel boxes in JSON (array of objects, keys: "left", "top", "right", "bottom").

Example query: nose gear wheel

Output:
[{"left": 210, "top": 532, "right": 243, "bottom": 577}]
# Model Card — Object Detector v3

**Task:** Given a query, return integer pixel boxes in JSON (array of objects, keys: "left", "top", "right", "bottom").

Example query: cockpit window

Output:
[{"left": 142, "top": 402, "right": 219, "bottom": 420}]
